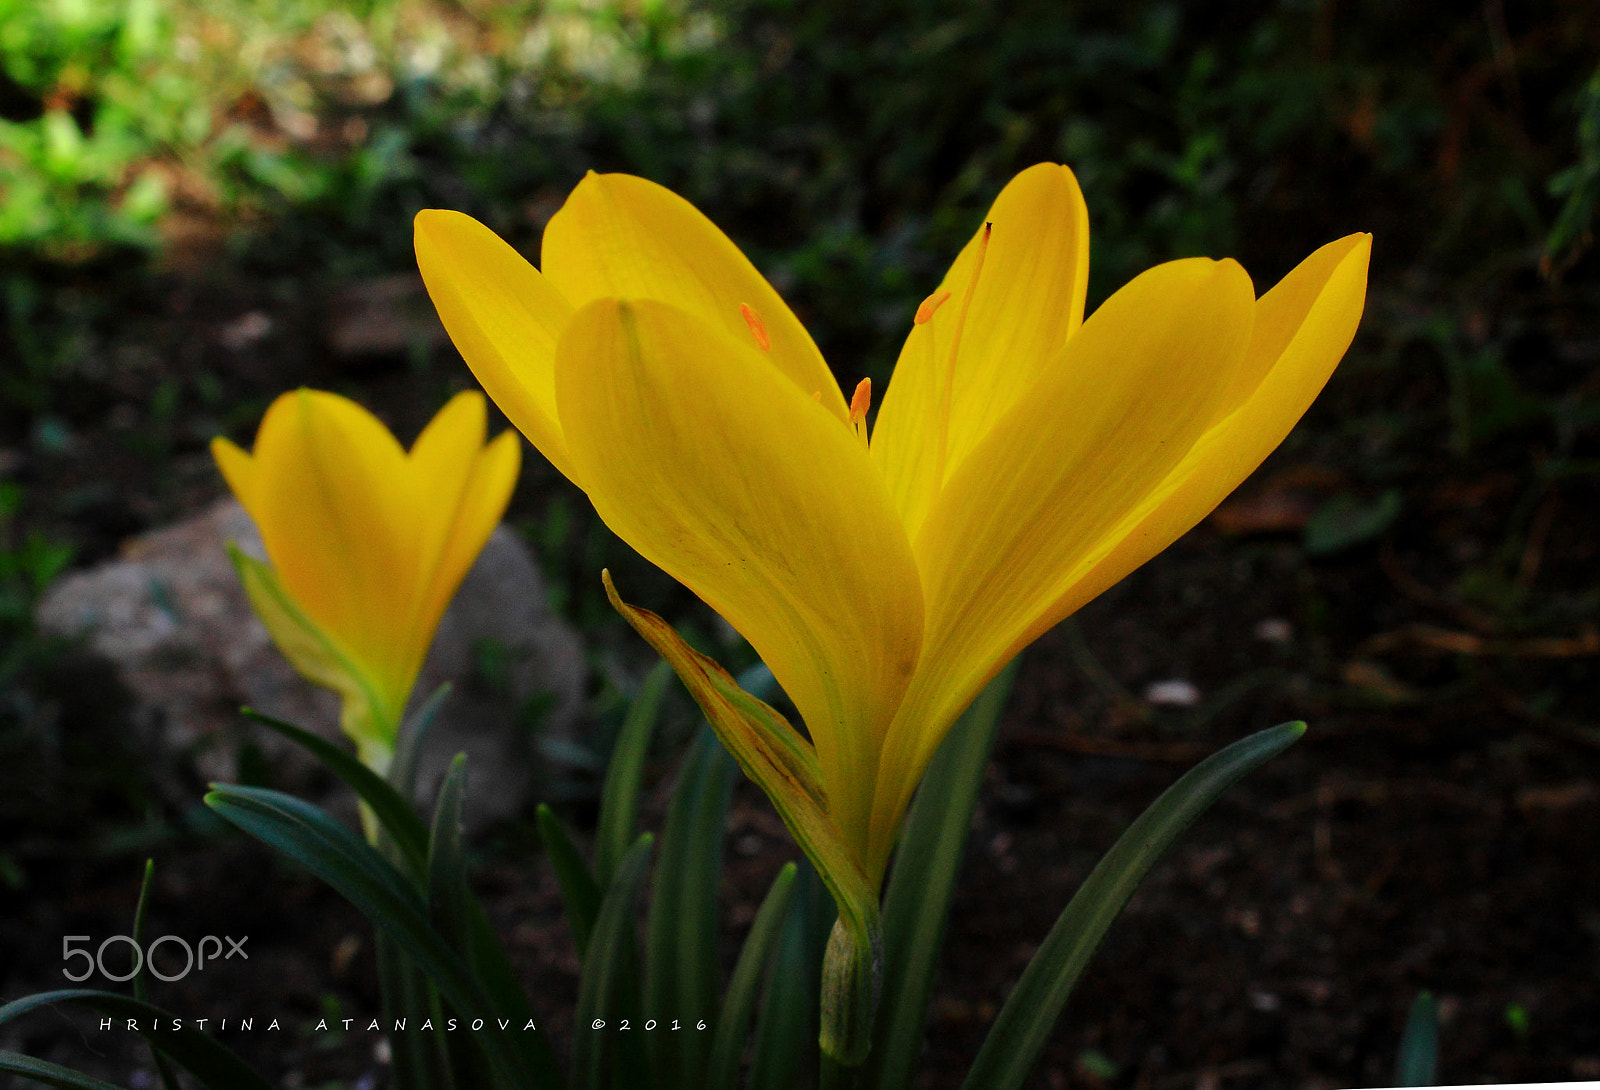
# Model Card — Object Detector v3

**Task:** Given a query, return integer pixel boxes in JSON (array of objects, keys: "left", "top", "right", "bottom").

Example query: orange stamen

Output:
[
  {"left": 914, "top": 290, "right": 951, "bottom": 325},
  {"left": 740, "top": 302, "right": 771, "bottom": 351},
  {"left": 849, "top": 377, "right": 872, "bottom": 424},
  {"left": 849, "top": 377, "right": 872, "bottom": 450}
]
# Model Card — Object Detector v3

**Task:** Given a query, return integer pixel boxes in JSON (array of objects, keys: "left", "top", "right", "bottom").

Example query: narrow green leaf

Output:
[
  {"left": 749, "top": 862, "right": 827, "bottom": 1090},
  {"left": 1394, "top": 990, "right": 1439, "bottom": 1087},
  {"left": 375, "top": 928, "right": 449, "bottom": 1090},
  {"left": 960, "top": 721, "right": 1308, "bottom": 1090},
  {"left": 241, "top": 706, "right": 430, "bottom": 880},
  {"left": 870, "top": 661, "right": 1015, "bottom": 1090},
  {"left": 204, "top": 786, "right": 560, "bottom": 1089},
  {"left": 129, "top": 858, "right": 182, "bottom": 1090},
  {"left": 0, "top": 1050, "right": 127, "bottom": 1089},
  {"left": 427, "top": 754, "right": 472, "bottom": 951},
  {"left": 392, "top": 682, "right": 453, "bottom": 800},
  {"left": 705, "top": 862, "right": 798, "bottom": 1090},
  {"left": 538, "top": 803, "right": 603, "bottom": 958},
  {"left": 572, "top": 835, "right": 654, "bottom": 1090},
  {"left": 427, "top": 755, "right": 494, "bottom": 1089},
  {"left": 646, "top": 729, "right": 735, "bottom": 1088},
  {"left": 596, "top": 659, "right": 672, "bottom": 888},
  {"left": 0, "top": 991, "right": 273, "bottom": 1090}
]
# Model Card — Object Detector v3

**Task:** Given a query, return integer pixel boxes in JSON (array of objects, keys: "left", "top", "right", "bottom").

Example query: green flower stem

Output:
[{"left": 818, "top": 910, "right": 882, "bottom": 1066}]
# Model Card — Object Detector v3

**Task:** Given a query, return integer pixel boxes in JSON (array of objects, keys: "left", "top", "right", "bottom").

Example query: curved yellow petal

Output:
[
  {"left": 869, "top": 256, "right": 1258, "bottom": 870},
  {"left": 872, "top": 163, "right": 1090, "bottom": 538},
  {"left": 416, "top": 427, "right": 521, "bottom": 640},
  {"left": 415, "top": 209, "right": 579, "bottom": 484},
  {"left": 251, "top": 390, "right": 417, "bottom": 719},
  {"left": 210, "top": 436, "right": 256, "bottom": 512},
  {"left": 1009, "top": 233, "right": 1372, "bottom": 655},
  {"left": 555, "top": 297, "right": 923, "bottom": 860},
  {"left": 542, "top": 172, "right": 848, "bottom": 422}
]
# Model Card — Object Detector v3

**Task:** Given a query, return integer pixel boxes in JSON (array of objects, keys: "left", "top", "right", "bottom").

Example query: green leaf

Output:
[
  {"left": 960, "top": 721, "right": 1308, "bottom": 1090},
  {"left": 241, "top": 706, "right": 430, "bottom": 880},
  {"left": 596, "top": 659, "right": 671, "bottom": 888},
  {"left": 572, "top": 835, "right": 654, "bottom": 1090},
  {"left": 538, "top": 803, "right": 604, "bottom": 958},
  {"left": 749, "top": 863, "right": 827, "bottom": 1090},
  {"left": 645, "top": 729, "right": 735, "bottom": 1088},
  {"left": 130, "top": 858, "right": 182, "bottom": 1090},
  {"left": 427, "top": 754, "right": 471, "bottom": 951},
  {"left": 204, "top": 786, "right": 559, "bottom": 1089},
  {"left": 392, "top": 683, "right": 453, "bottom": 800},
  {"left": 0, "top": 991, "right": 273, "bottom": 1090},
  {"left": 0, "top": 1050, "right": 127, "bottom": 1089},
  {"left": 869, "top": 661, "right": 1015, "bottom": 1090},
  {"left": 427, "top": 755, "right": 494, "bottom": 1090},
  {"left": 1394, "top": 990, "right": 1439, "bottom": 1087},
  {"left": 705, "top": 862, "right": 798, "bottom": 1090}
]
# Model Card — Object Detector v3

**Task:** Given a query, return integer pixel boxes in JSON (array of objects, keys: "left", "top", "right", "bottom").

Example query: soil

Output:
[{"left": 2, "top": 256, "right": 1598, "bottom": 1090}]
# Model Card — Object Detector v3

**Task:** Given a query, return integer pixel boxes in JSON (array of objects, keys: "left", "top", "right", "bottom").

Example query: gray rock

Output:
[{"left": 35, "top": 497, "right": 585, "bottom": 831}]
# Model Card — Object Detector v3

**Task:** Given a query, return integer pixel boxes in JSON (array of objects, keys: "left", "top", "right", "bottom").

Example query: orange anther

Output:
[
  {"left": 914, "top": 290, "right": 952, "bottom": 325},
  {"left": 849, "top": 377, "right": 872, "bottom": 425},
  {"left": 740, "top": 303, "right": 771, "bottom": 351}
]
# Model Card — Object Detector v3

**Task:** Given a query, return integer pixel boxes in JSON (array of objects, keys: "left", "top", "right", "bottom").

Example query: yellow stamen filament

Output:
[
  {"left": 849, "top": 377, "right": 872, "bottom": 450},
  {"left": 914, "top": 290, "right": 951, "bottom": 325},
  {"left": 740, "top": 302, "right": 771, "bottom": 351},
  {"left": 935, "top": 222, "right": 991, "bottom": 485}
]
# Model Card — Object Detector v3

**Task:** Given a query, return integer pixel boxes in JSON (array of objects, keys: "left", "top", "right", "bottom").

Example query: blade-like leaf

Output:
[
  {"left": 427, "top": 755, "right": 494, "bottom": 1088},
  {"left": 596, "top": 659, "right": 672, "bottom": 888},
  {"left": 538, "top": 803, "right": 603, "bottom": 958},
  {"left": 427, "top": 754, "right": 472, "bottom": 951},
  {"left": 241, "top": 706, "right": 430, "bottom": 879},
  {"left": 870, "top": 661, "right": 1015, "bottom": 1090},
  {"left": 129, "top": 859, "right": 182, "bottom": 1090},
  {"left": 0, "top": 1050, "right": 128, "bottom": 1090},
  {"left": 572, "top": 835, "right": 654, "bottom": 1090},
  {"left": 646, "top": 729, "right": 735, "bottom": 1088},
  {"left": 204, "top": 786, "right": 561, "bottom": 1089},
  {"left": 705, "top": 862, "right": 798, "bottom": 1090},
  {"left": 1394, "top": 990, "right": 1439, "bottom": 1087},
  {"left": 392, "top": 682, "right": 453, "bottom": 800},
  {"left": 960, "top": 721, "right": 1308, "bottom": 1090},
  {"left": 749, "top": 862, "right": 827, "bottom": 1090},
  {"left": 0, "top": 991, "right": 273, "bottom": 1090}
]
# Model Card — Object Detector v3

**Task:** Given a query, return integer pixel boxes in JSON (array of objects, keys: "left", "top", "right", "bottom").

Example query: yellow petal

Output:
[
  {"left": 555, "top": 298, "right": 923, "bottom": 860},
  {"left": 1012, "top": 233, "right": 1372, "bottom": 653},
  {"left": 210, "top": 436, "right": 256, "bottom": 511},
  {"left": 415, "top": 209, "right": 579, "bottom": 484},
  {"left": 415, "top": 426, "right": 521, "bottom": 641},
  {"left": 401, "top": 391, "right": 521, "bottom": 683},
  {"left": 541, "top": 172, "right": 849, "bottom": 422},
  {"left": 869, "top": 256, "right": 1258, "bottom": 870},
  {"left": 872, "top": 163, "right": 1091, "bottom": 538},
  {"left": 230, "top": 545, "right": 386, "bottom": 748},
  {"left": 251, "top": 390, "right": 417, "bottom": 718}
]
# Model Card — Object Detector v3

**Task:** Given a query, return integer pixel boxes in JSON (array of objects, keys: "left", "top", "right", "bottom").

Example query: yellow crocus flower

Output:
[
  {"left": 416, "top": 165, "right": 1368, "bottom": 1056},
  {"left": 212, "top": 389, "right": 521, "bottom": 771}
]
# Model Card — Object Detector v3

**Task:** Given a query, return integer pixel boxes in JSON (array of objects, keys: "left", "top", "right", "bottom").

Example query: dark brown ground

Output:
[{"left": 2, "top": 255, "right": 1598, "bottom": 1090}]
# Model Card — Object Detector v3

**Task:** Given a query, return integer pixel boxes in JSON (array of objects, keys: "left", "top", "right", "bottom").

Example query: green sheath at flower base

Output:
[
  {"left": 212, "top": 389, "right": 520, "bottom": 770},
  {"left": 417, "top": 165, "right": 1370, "bottom": 1061}
]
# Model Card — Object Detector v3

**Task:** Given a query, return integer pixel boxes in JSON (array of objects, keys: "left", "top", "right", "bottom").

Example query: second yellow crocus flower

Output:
[
  {"left": 415, "top": 166, "right": 1368, "bottom": 1054},
  {"left": 212, "top": 389, "right": 521, "bottom": 772}
]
